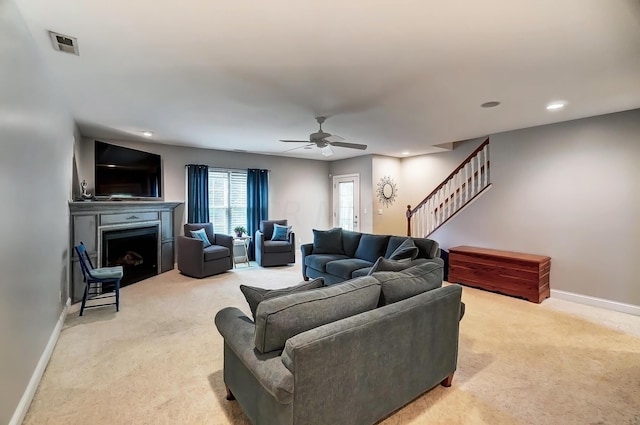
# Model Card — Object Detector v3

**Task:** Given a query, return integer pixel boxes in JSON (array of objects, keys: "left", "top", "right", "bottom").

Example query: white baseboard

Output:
[
  {"left": 9, "top": 297, "right": 70, "bottom": 425},
  {"left": 550, "top": 289, "right": 640, "bottom": 316}
]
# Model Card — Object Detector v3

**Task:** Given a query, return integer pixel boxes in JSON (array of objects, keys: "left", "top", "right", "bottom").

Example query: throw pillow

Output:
[
  {"left": 271, "top": 223, "right": 292, "bottom": 241},
  {"left": 254, "top": 276, "right": 381, "bottom": 353},
  {"left": 240, "top": 278, "right": 324, "bottom": 319},
  {"left": 312, "top": 228, "right": 344, "bottom": 254},
  {"left": 367, "top": 257, "right": 415, "bottom": 275},
  {"left": 190, "top": 228, "right": 212, "bottom": 248},
  {"left": 371, "top": 260, "right": 444, "bottom": 306},
  {"left": 388, "top": 238, "right": 419, "bottom": 260}
]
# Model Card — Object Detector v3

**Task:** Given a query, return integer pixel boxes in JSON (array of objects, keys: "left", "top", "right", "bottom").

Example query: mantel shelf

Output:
[{"left": 69, "top": 201, "right": 182, "bottom": 214}]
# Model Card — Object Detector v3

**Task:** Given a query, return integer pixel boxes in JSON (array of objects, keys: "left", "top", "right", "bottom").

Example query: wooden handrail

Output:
[{"left": 409, "top": 137, "right": 489, "bottom": 216}]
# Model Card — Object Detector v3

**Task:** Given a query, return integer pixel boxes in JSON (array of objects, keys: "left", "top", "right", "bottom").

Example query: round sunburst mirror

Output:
[{"left": 377, "top": 176, "right": 398, "bottom": 207}]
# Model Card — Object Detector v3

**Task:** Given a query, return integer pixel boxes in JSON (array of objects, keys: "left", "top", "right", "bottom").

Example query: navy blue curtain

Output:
[
  {"left": 186, "top": 164, "right": 209, "bottom": 223},
  {"left": 247, "top": 169, "right": 269, "bottom": 260}
]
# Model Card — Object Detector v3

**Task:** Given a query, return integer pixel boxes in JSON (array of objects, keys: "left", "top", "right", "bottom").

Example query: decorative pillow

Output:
[
  {"left": 367, "top": 257, "right": 414, "bottom": 275},
  {"left": 271, "top": 223, "right": 292, "bottom": 241},
  {"left": 240, "top": 278, "right": 324, "bottom": 319},
  {"left": 312, "top": 228, "right": 344, "bottom": 254},
  {"left": 353, "top": 234, "right": 390, "bottom": 263},
  {"left": 254, "top": 277, "right": 381, "bottom": 353},
  {"left": 388, "top": 238, "right": 419, "bottom": 260},
  {"left": 371, "top": 261, "right": 444, "bottom": 306},
  {"left": 190, "top": 228, "right": 212, "bottom": 247}
]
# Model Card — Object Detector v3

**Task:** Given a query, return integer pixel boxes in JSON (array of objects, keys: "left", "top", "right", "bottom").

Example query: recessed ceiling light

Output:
[
  {"left": 546, "top": 101, "right": 567, "bottom": 111},
  {"left": 481, "top": 101, "right": 501, "bottom": 108},
  {"left": 142, "top": 131, "right": 153, "bottom": 137},
  {"left": 401, "top": 151, "right": 410, "bottom": 156}
]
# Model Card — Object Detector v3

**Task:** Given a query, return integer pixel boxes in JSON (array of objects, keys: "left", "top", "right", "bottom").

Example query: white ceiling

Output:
[{"left": 15, "top": 0, "right": 640, "bottom": 160}]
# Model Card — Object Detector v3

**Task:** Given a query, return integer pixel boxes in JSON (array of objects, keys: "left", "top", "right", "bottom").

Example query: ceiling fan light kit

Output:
[
  {"left": 280, "top": 116, "right": 367, "bottom": 156},
  {"left": 321, "top": 145, "right": 334, "bottom": 156}
]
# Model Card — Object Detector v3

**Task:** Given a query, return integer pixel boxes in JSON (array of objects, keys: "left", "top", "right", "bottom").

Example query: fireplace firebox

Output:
[{"left": 102, "top": 226, "right": 159, "bottom": 287}]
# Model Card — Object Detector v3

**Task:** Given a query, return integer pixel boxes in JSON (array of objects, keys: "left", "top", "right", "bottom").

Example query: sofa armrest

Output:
[
  {"left": 177, "top": 235, "right": 204, "bottom": 275},
  {"left": 288, "top": 231, "right": 295, "bottom": 248},
  {"left": 215, "top": 307, "right": 294, "bottom": 404},
  {"left": 300, "top": 243, "right": 313, "bottom": 280}
]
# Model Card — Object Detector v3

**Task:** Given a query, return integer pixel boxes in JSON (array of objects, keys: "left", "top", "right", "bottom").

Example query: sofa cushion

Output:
[
  {"left": 254, "top": 277, "right": 381, "bottom": 353},
  {"left": 263, "top": 240, "right": 292, "bottom": 253},
  {"left": 371, "top": 261, "right": 444, "bottom": 306},
  {"left": 352, "top": 258, "right": 431, "bottom": 278},
  {"left": 190, "top": 228, "right": 212, "bottom": 248},
  {"left": 388, "top": 238, "right": 419, "bottom": 260},
  {"left": 325, "top": 258, "right": 373, "bottom": 280},
  {"left": 203, "top": 244, "right": 230, "bottom": 261},
  {"left": 305, "top": 254, "right": 349, "bottom": 272},
  {"left": 312, "top": 228, "right": 345, "bottom": 254},
  {"left": 368, "top": 257, "right": 415, "bottom": 274},
  {"left": 354, "top": 234, "right": 390, "bottom": 263},
  {"left": 341, "top": 230, "right": 363, "bottom": 257},
  {"left": 240, "top": 278, "right": 324, "bottom": 319}
]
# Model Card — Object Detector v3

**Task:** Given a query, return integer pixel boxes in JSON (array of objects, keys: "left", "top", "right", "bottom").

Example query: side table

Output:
[{"left": 233, "top": 236, "right": 251, "bottom": 268}]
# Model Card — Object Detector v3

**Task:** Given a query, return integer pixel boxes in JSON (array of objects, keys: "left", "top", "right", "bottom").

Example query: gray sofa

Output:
[
  {"left": 215, "top": 262, "right": 462, "bottom": 425},
  {"left": 301, "top": 228, "right": 442, "bottom": 285}
]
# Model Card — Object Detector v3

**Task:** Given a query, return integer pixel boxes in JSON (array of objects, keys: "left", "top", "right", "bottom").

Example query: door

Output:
[{"left": 332, "top": 174, "right": 360, "bottom": 231}]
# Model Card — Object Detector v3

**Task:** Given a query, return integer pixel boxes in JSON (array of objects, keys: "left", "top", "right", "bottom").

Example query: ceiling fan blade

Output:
[
  {"left": 282, "top": 143, "right": 314, "bottom": 153},
  {"left": 330, "top": 141, "right": 368, "bottom": 150},
  {"left": 323, "top": 134, "right": 345, "bottom": 143},
  {"left": 280, "top": 139, "right": 311, "bottom": 143}
]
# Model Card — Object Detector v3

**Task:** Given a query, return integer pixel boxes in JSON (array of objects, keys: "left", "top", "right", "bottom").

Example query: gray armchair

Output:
[
  {"left": 177, "top": 223, "right": 233, "bottom": 278},
  {"left": 255, "top": 219, "right": 295, "bottom": 267}
]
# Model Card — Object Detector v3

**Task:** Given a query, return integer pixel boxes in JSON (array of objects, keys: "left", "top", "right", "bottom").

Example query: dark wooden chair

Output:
[{"left": 74, "top": 242, "right": 123, "bottom": 316}]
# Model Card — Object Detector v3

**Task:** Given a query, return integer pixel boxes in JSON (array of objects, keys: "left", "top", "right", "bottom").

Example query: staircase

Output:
[{"left": 406, "top": 138, "right": 491, "bottom": 237}]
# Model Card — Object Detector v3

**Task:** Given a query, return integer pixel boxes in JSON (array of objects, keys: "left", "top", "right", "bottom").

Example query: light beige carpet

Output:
[{"left": 24, "top": 262, "right": 640, "bottom": 425}]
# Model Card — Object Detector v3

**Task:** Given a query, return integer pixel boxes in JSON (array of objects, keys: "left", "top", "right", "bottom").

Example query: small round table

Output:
[{"left": 233, "top": 236, "right": 251, "bottom": 267}]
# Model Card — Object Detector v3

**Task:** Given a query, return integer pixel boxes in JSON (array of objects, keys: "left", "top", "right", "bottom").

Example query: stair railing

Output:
[{"left": 407, "top": 138, "right": 490, "bottom": 237}]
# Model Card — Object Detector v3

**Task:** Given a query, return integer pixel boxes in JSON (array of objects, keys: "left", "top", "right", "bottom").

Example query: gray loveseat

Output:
[
  {"left": 215, "top": 262, "right": 462, "bottom": 425},
  {"left": 301, "top": 228, "right": 442, "bottom": 285}
]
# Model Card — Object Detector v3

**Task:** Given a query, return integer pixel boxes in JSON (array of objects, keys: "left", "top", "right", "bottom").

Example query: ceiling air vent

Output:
[{"left": 48, "top": 31, "right": 79, "bottom": 55}]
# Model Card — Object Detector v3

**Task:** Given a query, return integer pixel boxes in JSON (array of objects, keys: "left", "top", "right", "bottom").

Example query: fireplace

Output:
[{"left": 101, "top": 225, "right": 159, "bottom": 287}]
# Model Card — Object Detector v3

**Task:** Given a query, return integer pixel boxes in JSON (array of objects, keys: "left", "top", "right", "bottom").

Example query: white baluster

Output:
[
  {"left": 464, "top": 163, "right": 468, "bottom": 203},
  {"left": 483, "top": 144, "right": 489, "bottom": 185}
]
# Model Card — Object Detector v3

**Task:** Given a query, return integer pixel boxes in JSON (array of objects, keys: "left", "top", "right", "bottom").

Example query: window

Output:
[{"left": 208, "top": 169, "right": 247, "bottom": 235}]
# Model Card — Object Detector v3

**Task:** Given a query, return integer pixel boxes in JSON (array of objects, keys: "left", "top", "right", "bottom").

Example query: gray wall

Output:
[
  {"left": 410, "top": 110, "right": 639, "bottom": 306},
  {"left": 0, "top": 0, "right": 75, "bottom": 422},
  {"left": 77, "top": 137, "right": 332, "bottom": 247}
]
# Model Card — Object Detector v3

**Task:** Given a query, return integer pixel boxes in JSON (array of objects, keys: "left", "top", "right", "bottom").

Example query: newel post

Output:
[{"left": 406, "top": 205, "right": 412, "bottom": 237}]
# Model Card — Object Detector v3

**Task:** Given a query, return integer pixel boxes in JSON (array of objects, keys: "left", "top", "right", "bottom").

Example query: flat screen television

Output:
[{"left": 94, "top": 140, "right": 162, "bottom": 199}]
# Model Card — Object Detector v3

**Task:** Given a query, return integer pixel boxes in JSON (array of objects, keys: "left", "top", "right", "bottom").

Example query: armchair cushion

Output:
[
  {"left": 190, "top": 228, "right": 212, "bottom": 248},
  {"left": 263, "top": 240, "right": 293, "bottom": 253},
  {"left": 203, "top": 245, "right": 230, "bottom": 261},
  {"left": 271, "top": 223, "right": 292, "bottom": 241},
  {"left": 240, "top": 277, "right": 325, "bottom": 319},
  {"left": 254, "top": 276, "right": 381, "bottom": 353}
]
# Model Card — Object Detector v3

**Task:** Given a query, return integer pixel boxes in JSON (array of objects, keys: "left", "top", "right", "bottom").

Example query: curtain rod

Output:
[{"left": 185, "top": 165, "right": 270, "bottom": 172}]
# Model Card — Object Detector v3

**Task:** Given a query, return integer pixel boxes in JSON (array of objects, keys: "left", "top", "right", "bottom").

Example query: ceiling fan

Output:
[{"left": 280, "top": 117, "right": 367, "bottom": 156}]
